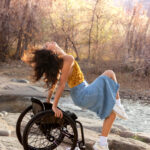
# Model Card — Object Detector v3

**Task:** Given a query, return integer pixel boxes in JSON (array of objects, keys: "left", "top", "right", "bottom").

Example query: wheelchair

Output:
[{"left": 16, "top": 97, "right": 86, "bottom": 150}]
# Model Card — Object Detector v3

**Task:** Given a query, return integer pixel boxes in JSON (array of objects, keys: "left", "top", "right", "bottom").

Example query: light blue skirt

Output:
[{"left": 70, "top": 75, "right": 120, "bottom": 120}]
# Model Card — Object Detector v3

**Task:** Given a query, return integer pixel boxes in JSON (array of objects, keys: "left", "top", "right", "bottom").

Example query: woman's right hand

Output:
[{"left": 52, "top": 106, "right": 63, "bottom": 118}]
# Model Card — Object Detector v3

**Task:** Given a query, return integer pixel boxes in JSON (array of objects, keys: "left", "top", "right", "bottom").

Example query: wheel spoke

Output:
[{"left": 23, "top": 111, "right": 78, "bottom": 150}]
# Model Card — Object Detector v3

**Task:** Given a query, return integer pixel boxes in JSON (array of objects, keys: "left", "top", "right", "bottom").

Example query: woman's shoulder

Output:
[{"left": 63, "top": 54, "right": 75, "bottom": 63}]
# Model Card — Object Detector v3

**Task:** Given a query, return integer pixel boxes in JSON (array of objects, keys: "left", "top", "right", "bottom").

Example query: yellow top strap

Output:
[{"left": 67, "top": 60, "right": 84, "bottom": 88}]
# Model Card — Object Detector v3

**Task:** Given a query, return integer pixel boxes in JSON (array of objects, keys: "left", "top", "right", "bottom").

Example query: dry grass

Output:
[
  {"left": 0, "top": 60, "right": 32, "bottom": 79},
  {"left": 79, "top": 60, "right": 150, "bottom": 96}
]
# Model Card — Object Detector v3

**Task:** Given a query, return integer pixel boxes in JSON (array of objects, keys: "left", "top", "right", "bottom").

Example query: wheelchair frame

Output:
[{"left": 16, "top": 97, "right": 86, "bottom": 150}]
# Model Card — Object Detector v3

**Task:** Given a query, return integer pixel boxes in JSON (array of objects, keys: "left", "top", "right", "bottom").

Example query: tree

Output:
[{"left": 0, "top": 0, "right": 11, "bottom": 61}]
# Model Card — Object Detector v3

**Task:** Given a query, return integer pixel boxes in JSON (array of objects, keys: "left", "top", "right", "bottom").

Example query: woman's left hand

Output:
[
  {"left": 52, "top": 106, "right": 63, "bottom": 118},
  {"left": 44, "top": 42, "right": 57, "bottom": 50}
]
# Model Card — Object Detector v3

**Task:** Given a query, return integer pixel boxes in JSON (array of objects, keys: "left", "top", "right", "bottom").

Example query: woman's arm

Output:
[
  {"left": 52, "top": 55, "right": 74, "bottom": 118},
  {"left": 46, "top": 83, "right": 57, "bottom": 103}
]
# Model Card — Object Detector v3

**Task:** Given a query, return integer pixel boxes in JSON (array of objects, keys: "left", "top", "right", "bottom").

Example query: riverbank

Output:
[
  {"left": 0, "top": 75, "right": 150, "bottom": 149},
  {"left": 0, "top": 60, "right": 150, "bottom": 102},
  {"left": 0, "top": 60, "right": 150, "bottom": 150},
  {"left": 0, "top": 111, "right": 150, "bottom": 150}
]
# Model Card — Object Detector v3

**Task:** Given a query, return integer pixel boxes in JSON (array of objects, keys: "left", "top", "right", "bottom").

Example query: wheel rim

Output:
[{"left": 23, "top": 111, "right": 78, "bottom": 150}]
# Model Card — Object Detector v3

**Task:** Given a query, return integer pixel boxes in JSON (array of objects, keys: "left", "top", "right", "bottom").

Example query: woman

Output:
[{"left": 22, "top": 42, "right": 128, "bottom": 150}]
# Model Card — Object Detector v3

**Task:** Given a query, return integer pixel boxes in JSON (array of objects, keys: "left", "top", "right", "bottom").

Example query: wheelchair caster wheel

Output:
[{"left": 79, "top": 141, "right": 86, "bottom": 149}]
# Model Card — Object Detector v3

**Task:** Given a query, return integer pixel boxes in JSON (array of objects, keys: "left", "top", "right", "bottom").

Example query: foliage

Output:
[{"left": 0, "top": 0, "right": 149, "bottom": 76}]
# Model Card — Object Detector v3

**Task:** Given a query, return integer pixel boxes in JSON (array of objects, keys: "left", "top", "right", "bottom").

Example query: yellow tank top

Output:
[{"left": 67, "top": 60, "right": 84, "bottom": 88}]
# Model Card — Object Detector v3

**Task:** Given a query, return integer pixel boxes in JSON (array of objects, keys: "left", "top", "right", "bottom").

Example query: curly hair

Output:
[{"left": 22, "top": 48, "right": 63, "bottom": 92}]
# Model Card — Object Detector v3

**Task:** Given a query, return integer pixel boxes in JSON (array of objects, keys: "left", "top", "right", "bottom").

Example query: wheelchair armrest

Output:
[{"left": 64, "top": 111, "right": 78, "bottom": 121}]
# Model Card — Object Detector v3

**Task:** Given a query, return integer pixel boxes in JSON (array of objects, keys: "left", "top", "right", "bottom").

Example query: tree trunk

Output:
[
  {"left": 124, "top": 7, "right": 136, "bottom": 62},
  {"left": 68, "top": 36, "right": 79, "bottom": 60},
  {"left": 16, "top": 2, "right": 29, "bottom": 59},
  {"left": 88, "top": 0, "right": 99, "bottom": 60},
  {"left": 16, "top": 29, "right": 23, "bottom": 59},
  {"left": 0, "top": 0, "right": 11, "bottom": 61},
  {"left": 21, "top": 0, "right": 33, "bottom": 55},
  {"left": 65, "top": 38, "right": 69, "bottom": 53}
]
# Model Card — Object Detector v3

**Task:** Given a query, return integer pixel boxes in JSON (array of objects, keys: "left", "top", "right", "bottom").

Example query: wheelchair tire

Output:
[
  {"left": 16, "top": 102, "right": 53, "bottom": 145},
  {"left": 23, "top": 110, "right": 78, "bottom": 150},
  {"left": 16, "top": 105, "right": 33, "bottom": 144}
]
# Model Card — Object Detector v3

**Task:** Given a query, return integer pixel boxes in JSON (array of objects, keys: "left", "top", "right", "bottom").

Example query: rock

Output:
[
  {"left": 136, "top": 133, "right": 150, "bottom": 144},
  {"left": 0, "top": 130, "right": 11, "bottom": 136},
  {"left": 66, "top": 147, "right": 80, "bottom": 150},
  {"left": 10, "top": 79, "right": 30, "bottom": 83},
  {"left": 120, "top": 131, "right": 136, "bottom": 138},
  {"left": 0, "top": 113, "right": 4, "bottom": 117},
  {"left": 0, "top": 142, "right": 6, "bottom": 150},
  {"left": 0, "top": 96, "right": 31, "bottom": 112},
  {"left": 124, "top": 95, "right": 131, "bottom": 99},
  {"left": 143, "top": 97, "right": 148, "bottom": 100},
  {"left": 113, "top": 124, "right": 129, "bottom": 132},
  {"left": 77, "top": 117, "right": 150, "bottom": 150},
  {"left": 2, "top": 85, "right": 13, "bottom": 90},
  {"left": 0, "top": 113, "right": 150, "bottom": 150},
  {"left": 0, "top": 77, "right": 47, "bottom": 97},
  {"left": 109, "top": 134, "right": 150, "bottom": 150},
  {"left": 111, "top": 129, "right": 150, "bottom": 144},
  {"left": 0, "top": 136, "right": 23, "bottom": 150},
  {"left": 0, "top": 76, "right": 150, "bottom": 150},
  {"left": 1, "top": 111, "right": 8, "bottom": 116}
]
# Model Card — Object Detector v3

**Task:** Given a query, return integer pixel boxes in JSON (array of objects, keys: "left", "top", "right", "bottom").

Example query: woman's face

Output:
[{"left": 44, "top": 42, "right": 57, "bottom": 53}]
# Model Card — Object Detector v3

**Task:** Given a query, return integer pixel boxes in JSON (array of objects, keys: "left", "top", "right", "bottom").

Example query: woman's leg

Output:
[
  {"left": 94, "top": 70, "right": 128, "bottom": 149},
  {"left": 101, "top": 70, "right": 119, "bottom": 136},
  {"left": 101, "top": 111, "right": 116, "bottom": 136},
  {"left": 93, "top": 70, "right": 122, "bottom": 149},
  {"left": 93, "top": 70, "right": 118, "bottom": 149},
  {"left": 101, "top": 70, "right": 128, "bottom": 119},
  {"left": 101, "top": 70, "right": 120, "bottom": 99}
]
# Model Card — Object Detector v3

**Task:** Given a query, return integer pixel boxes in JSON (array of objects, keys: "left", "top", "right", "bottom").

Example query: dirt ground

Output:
[{"left": 0, "top": 60, "right": 32, "bottom": 79}]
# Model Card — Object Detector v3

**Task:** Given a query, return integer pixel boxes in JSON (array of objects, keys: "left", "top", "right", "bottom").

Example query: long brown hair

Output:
[{"left": 22, "top": 48, "right": 63, "bottom": 94}]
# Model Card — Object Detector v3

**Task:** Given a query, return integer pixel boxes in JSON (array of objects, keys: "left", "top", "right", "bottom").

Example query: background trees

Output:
[{"left": 0, "top": 0, "right": 150, "bottom": 77}]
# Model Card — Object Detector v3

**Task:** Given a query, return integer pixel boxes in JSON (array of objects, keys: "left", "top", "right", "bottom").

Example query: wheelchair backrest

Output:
[{"left": 31, "top": 97, "right": 45, "bottom": 115}]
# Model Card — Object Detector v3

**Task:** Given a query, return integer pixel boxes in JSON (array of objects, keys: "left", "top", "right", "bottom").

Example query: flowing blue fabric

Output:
[{"left": 70, "top": 75, "right": 120, "bottom": 120}]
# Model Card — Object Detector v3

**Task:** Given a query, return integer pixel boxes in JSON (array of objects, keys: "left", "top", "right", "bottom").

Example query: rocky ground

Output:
[
  {"left": 0, "top": 111, "right": 150, "bottom": 150},
  {"left": 0, "top": 76, "right": 150, "bottom": 150},
  {"left": 0, "top": 60, "right": 150, "bottom": 150}
]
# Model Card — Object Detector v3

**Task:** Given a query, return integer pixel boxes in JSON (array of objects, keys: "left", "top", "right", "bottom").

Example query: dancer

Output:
[{"left": 22, "top": 42, "right": 128, "bottom": 150}]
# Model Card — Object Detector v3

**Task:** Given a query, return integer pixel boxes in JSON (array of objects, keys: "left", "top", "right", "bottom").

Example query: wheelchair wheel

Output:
[
  {"left": 16, "top": 105, "right": 33, "bottom": 144},
  {"left": 23, "top": 110, "right": 78, "bottom": 150},
  {"left": 16, "top": 102, "right": 53, "bottom": 145}
]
